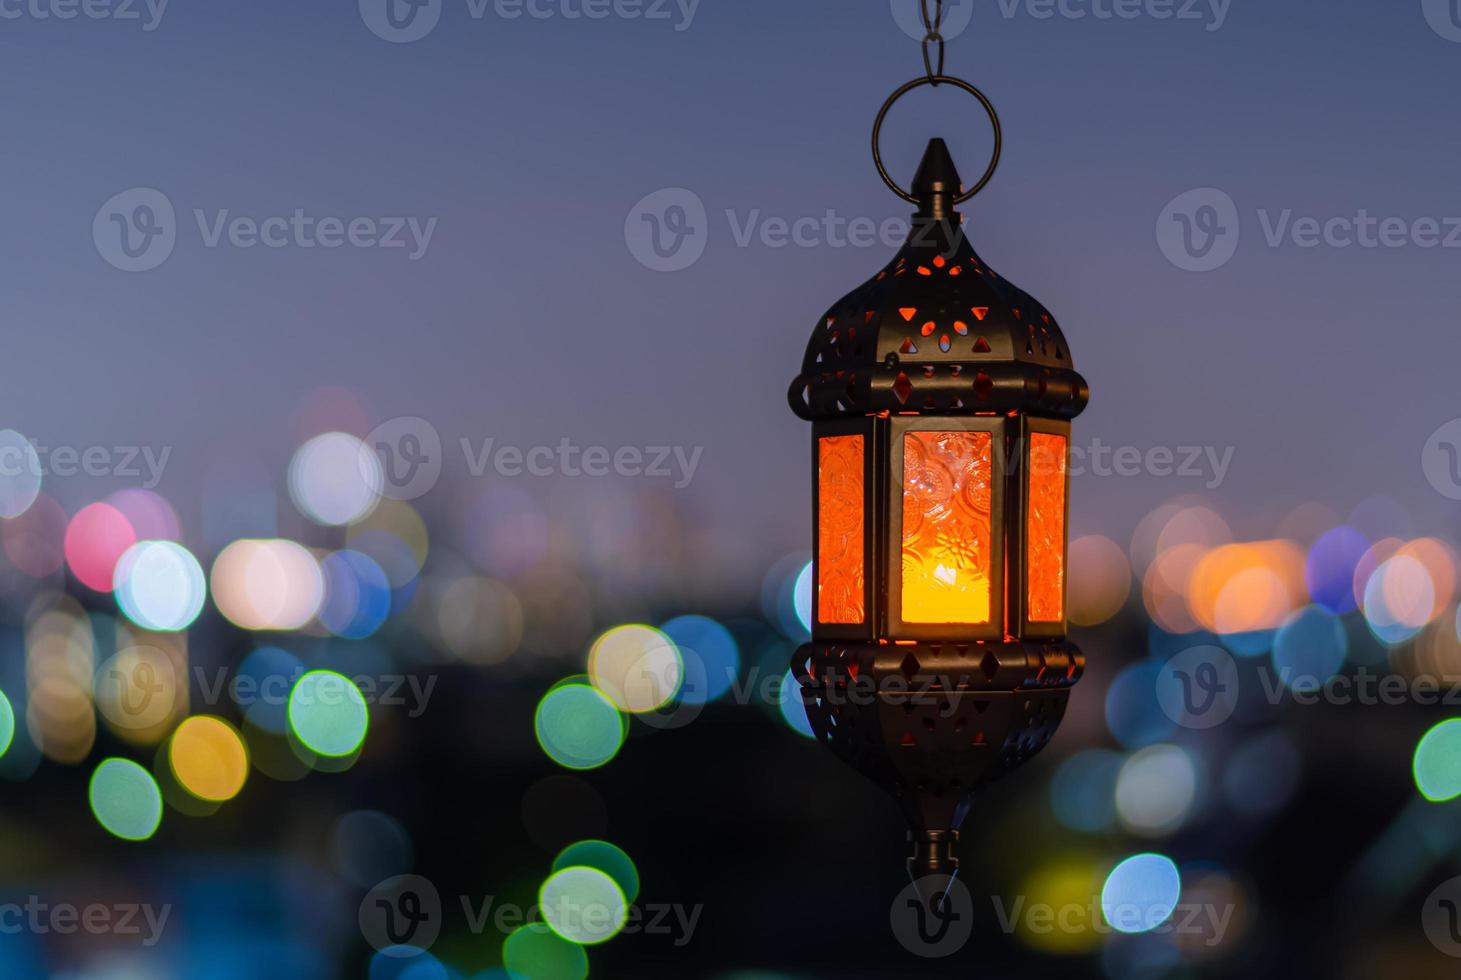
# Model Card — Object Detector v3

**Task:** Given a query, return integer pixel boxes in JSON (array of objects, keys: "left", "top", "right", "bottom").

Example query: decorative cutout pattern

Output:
[
  {"left": 818, "top": 435, "right": 865, "bottom": 624},
  {"left": 1027, "top": 432, "right": 1068, "bottom": 622},
  {"left": 901, "top": 431, "right": 993, "bottom": 624}
]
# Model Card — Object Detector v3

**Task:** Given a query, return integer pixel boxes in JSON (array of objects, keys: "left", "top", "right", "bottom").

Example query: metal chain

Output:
[{"left": 920, "top": 0, "right": 945, "bottom": 85}]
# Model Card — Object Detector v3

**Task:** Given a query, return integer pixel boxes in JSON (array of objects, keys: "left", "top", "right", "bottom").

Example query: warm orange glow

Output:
[
  {"left": 1187, "top": 540, "right": 1307, "bottom": 633},
  {"left": 901, "top": 431, "right": 993, "bottom": 624},
  {"left": 818, "top": 435, "right": 865, "bottom": 624},
  {"left": 1027, "top": 432, "right": 1068, "bottom": 622}
]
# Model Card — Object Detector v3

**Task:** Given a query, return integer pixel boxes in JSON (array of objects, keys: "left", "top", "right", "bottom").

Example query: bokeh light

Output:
[
  {"left": 211, "top": 539, "right": 324, "bottom": 631},
  {"left": 318, "top": 549, "right": 392, "bottom": 639},
  {"left": 106, "top": 488, "right": 181, "bottom": 541},
  {"left": 234, "top": 645, "right": 303, "bottom": 734},
  {"left": 114, "top": 540, "right": 207, "bottom": 631},
  {"left": 1271, "top": 605, "right": 1348, "bottom": 693},
  {"left": 0, "top": 430, "right": 42, "bottom": 518},
  {"left": 1115, "top": 745, "right": 1198, "bottom": 836},
  {"left": 659, "top": 615, "right": 739, "bottom": 704},
  {"left": 1363, "top": 555, "right": 1433, "bottom": 645},
  {"left": 63, "top": 503, "right": 136, "bottom": 593},
  {"left": 88, "top": 757, "right": 163, "bottom": 841},
  {"left": 534, "top": 683, "right": 624, "bottom": 771},
  {"left": 539, "top": 866, "right": 629, "bottom": 945},
  {"left": 587, "top": 625, "right": 683, "bottom": 714},
  {"left": 1414, "top": 719, "right": 1461, "bottom": 802},
  {"left": 1305, "top": 526, "right": 1370, "bottom": 615},
  {"left": 0, "top": 689, "right": 14, "bottom": 757},
  {"left": 553, "top": 840, "right": 641, "bottom": 904},
  {"left": 1050, "top": 749, "right": 1123, "bottom": 833},
  {"left": 793, "top": 561, "right": 812, "bottom": 633},
  {"left": 1105, "top": 661, "right": 1175, "bottom": 749},
  {"left": 1068, "top": 535, "right": 1132, "bottom": 626},
  {"left": 1101, "top": 853, "right": 1181, "bottom": 934},
  {"left": 288, "top": 431, "right": 382, "bottom": 526},
  {"left": 502, "top": 923, "right": 588, "bottom": 980},
  {"left": 332, "top": 810, "right": 414, "bottom": 890},
  {"left": 3, "top": 492, "right": 67, "bottom": 577},
  {"left": 778, "top": 670, "right": 815, "bottom": 738},
  {"left": 169, "top": 715, "right": 249, "bottom": 802},
  {"left": 288, "top": 670, "right": 369, "bottom": 758}
]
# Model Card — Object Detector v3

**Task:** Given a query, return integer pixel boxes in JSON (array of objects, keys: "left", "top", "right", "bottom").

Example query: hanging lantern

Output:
[{"left": 788, "top": 10, "right": 1089, "bottom": 908}]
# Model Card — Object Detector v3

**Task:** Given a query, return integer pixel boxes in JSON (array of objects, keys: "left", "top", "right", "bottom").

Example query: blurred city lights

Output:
[
  {"left": 659, "top": 615, "right": 739, "bottom": 704},
  {"left": 1100, "top": 853, "right": 1181, "bottom": 934},
  {"left": 1105, "top": 661, "right": 1175, "bottom": 749},
  {"left": 0, "top": 689, "right": 14, "bottom": 757},
  {"left": 1413, "top": 719, "right": 1461, "bottom": 802},
  {"left": 3, "top": 492, "right": 67, "bottom": 577},
  {"left": 778, "top": 670, "right": 815, "bottom": 738},
  {"left": 1271, "top": 605, "right": 1348, "bottom": 692},
  {"left": 234, "top": 646, "right": 303, "bottom": 734},
  {"left": 332, "top": 810, "right": 415, "bottom": 890},
  {"left": 287, "top": 670, "right": 369, "bottom": 758},
  {"left": 534, "top": 683, "right": 624, "bottom": 771},
  {"left": 553, "top": 840, "right": 641, "bottom": 904},
  {"left": 1363, "top": 556, "right": 1433, "bottom": 646},
  {"left": 1115, "top": 745, "right": 1198, "bottom": 836},
  {"left": 113, "top": 540, "right": 207, "bottom": 631},
  {"left": 288, "top": 431, "right": 382, "bottom": 526},
  {"left": 587, "top": 625, "right": 682, "bottom": 714},
  {"left": 793, "top": 561, "right": 812, "bottom": 633},
  {"left": 88, "top": 757, "right": 163, "bottom": 841},
  {"left": 318, "top": 549, "right": 392, "bottom": 639},
  {"left": 1223, "top": 729, "right": 1300, "bottom": 817},
  {"left": 1050, "top": 749, "right": 1123, "bottom": 833},
  {"left": 539, "top": 866, "right": 629, "bottom": 945},
  {"left": 106, "top": 488, "right": 181, "bottom": 542},
  {"left": 1069, "top": 535, "right": 1132, "bottom": 626},
  {"left": 502, "top": 923, "right": 588, "bottom": 980},
  {"left": 211, "top": 539, "right": 324, "bottom": 631},
  {"left": 63, "top": 503, "right": 136, "bottom": 593},
  {"left": 0, "top": 430, "right": 42, "bottom": 518},
  {"left": 1305, "top": 526, "right": 1370, "bottom": 615},
  {"left": 168, "top": 715, "right": 249, "bottom": 802}
]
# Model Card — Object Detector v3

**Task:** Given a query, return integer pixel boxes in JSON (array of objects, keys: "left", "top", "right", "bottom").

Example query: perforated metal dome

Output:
[{"left": 789, "top": 140, "right": 1089, "bottom": 423}]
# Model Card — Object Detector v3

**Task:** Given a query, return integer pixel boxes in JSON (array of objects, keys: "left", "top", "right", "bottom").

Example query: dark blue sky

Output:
[{"left": 3, "top": 0, "right": 1459, "bottom": 559}]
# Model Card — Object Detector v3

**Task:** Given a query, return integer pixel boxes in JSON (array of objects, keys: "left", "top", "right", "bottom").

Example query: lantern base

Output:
[{"left": 793, "top": 639, "right": 1082, "bottom": 881}]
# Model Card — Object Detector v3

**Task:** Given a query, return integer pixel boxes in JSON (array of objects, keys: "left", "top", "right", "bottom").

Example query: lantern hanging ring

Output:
[{"left": 872, "top": 75, "right": 1003, "bottom": 205}]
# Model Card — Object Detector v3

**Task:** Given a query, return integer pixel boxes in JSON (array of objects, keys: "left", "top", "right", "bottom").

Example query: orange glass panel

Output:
[
  {"left": 1027, "top": 432, "right": 1069, "bottom": 622},
  {"left": 901, "top": 431, "right": 993, "bottom": 624},
  {"left": 817, "top": 435, "right": 865, "bottom": 625}
]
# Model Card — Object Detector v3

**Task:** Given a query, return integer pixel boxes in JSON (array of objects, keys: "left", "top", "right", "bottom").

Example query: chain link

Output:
[{"left": 920, "top": 0, "right": 945, "bottom": 85}]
